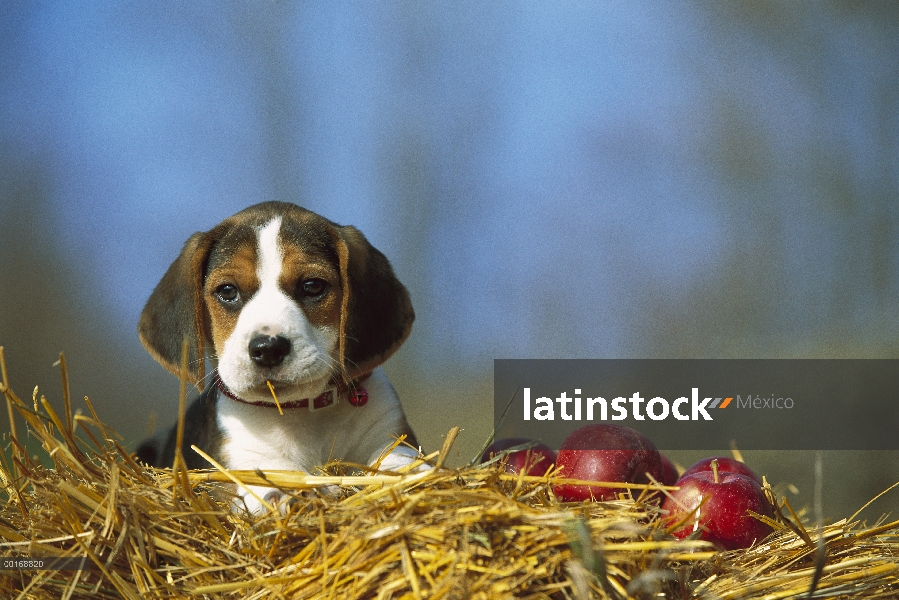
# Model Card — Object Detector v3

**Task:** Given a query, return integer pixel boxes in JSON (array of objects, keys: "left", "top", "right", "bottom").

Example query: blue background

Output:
[{"left": 2, "top": 2, "right": 898, "bottom": 519}]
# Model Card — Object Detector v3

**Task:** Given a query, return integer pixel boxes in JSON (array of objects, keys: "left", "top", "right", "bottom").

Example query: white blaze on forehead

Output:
[
  {"left": 256, "top": 217, "right": 284, "bottom": 293},
  {"left": 247, "top": 217, "right": 288, "bottom": 339}
]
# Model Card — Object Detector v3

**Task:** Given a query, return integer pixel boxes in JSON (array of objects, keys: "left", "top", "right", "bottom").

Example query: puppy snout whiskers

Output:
[{"left": 248, "top": 335, "right": 292, "bottom": 368}]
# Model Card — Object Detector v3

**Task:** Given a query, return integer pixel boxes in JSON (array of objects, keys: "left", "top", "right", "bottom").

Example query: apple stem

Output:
[{"left": 711, "top": 459, "right": 719, "bottom": 484}]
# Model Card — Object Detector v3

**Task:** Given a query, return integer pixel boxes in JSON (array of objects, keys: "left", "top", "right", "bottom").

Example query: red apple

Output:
[
  {"left": 663, "top": 468, "right": 774, "bottom": 550},
  {"left": 481, "top": 438, "right": 556, "bottom": 476},
  {"left": 680, "top": 456, "right": 762, "bottom": 485},
  {"left": 660, "top": 453, "right": 679, "bottom": 486},
  {"left": 554, "top": 425, "right": 663, "bottom": 502}
]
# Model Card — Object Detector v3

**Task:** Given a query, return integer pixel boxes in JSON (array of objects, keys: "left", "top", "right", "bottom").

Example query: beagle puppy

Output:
[{"left": 135, "top": 201, "right": 421, "bottom": 513}]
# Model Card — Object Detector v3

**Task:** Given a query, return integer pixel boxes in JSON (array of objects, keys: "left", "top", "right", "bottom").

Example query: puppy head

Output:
[{"left": 138, "top": 202, "right": 414, "bottom": 401}]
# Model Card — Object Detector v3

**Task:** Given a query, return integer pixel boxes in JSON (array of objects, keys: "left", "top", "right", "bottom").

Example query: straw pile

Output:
[{"left": 1, "top": 350, "right": 898, "bottom": 599}]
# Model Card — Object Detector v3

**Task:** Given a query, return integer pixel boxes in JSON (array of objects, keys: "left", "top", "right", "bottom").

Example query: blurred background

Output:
[{"left": 1, "top": 2, "right": 897, "bottom": 520}]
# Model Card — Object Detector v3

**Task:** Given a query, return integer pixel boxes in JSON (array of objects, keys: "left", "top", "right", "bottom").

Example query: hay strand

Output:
[{"left": 0, "top": 357, "right": 897, "bottom": 598}]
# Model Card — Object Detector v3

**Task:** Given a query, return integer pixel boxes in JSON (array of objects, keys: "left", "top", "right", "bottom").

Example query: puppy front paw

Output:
[
  {"left": 369, "top": 444, "right": 432, "bottom": 474},
  {"left": 236, "top": 485, "right": 292, "bottom": 516}
]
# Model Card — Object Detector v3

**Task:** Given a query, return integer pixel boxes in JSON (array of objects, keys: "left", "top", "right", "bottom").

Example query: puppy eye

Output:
[
  {"left": 215, "top": 284, "right": 240, "bottom": 303},
  {"left": 301, "top": 278, "right": 328, "bottom": 297}
]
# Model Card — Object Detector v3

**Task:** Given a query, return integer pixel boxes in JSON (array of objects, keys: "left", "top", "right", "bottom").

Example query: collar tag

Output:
[{"left": 309, "top": 389, "right": 336, "bottom": 412}]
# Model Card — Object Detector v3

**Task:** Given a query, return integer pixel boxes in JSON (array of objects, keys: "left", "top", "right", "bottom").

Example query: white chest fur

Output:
[{"left": 216, "top": 367, "right": 410, "bottom": 473}]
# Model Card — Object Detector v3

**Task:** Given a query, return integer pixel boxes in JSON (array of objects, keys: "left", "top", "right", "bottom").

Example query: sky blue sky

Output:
[
  {"left": 2, "top": 2, "right": 897, "bottom": 364},
  {"left": 2, "top": 1, "right": 898, "bottom": 518}
]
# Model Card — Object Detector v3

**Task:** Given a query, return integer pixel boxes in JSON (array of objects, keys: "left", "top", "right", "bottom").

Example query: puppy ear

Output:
[
  {"left": 332, "top": 226, "right": 414, "bottom": 378},
  {"left": 138, "top": 232, "right": 212, "bottom": 385}
]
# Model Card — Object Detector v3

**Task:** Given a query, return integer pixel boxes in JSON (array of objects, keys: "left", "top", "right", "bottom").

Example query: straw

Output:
[{"left": 0, "top": 351, "right": 897, "bottom": 599}]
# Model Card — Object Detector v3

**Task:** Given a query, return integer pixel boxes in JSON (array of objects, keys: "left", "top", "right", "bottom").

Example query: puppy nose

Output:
[{"left": 248, "top": 335, "right": 291, "bottom": 368}]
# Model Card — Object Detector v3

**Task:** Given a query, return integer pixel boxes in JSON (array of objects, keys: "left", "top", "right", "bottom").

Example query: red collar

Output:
[{"left": 214, "top": 372, "right": 371, "bottom": 411}]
